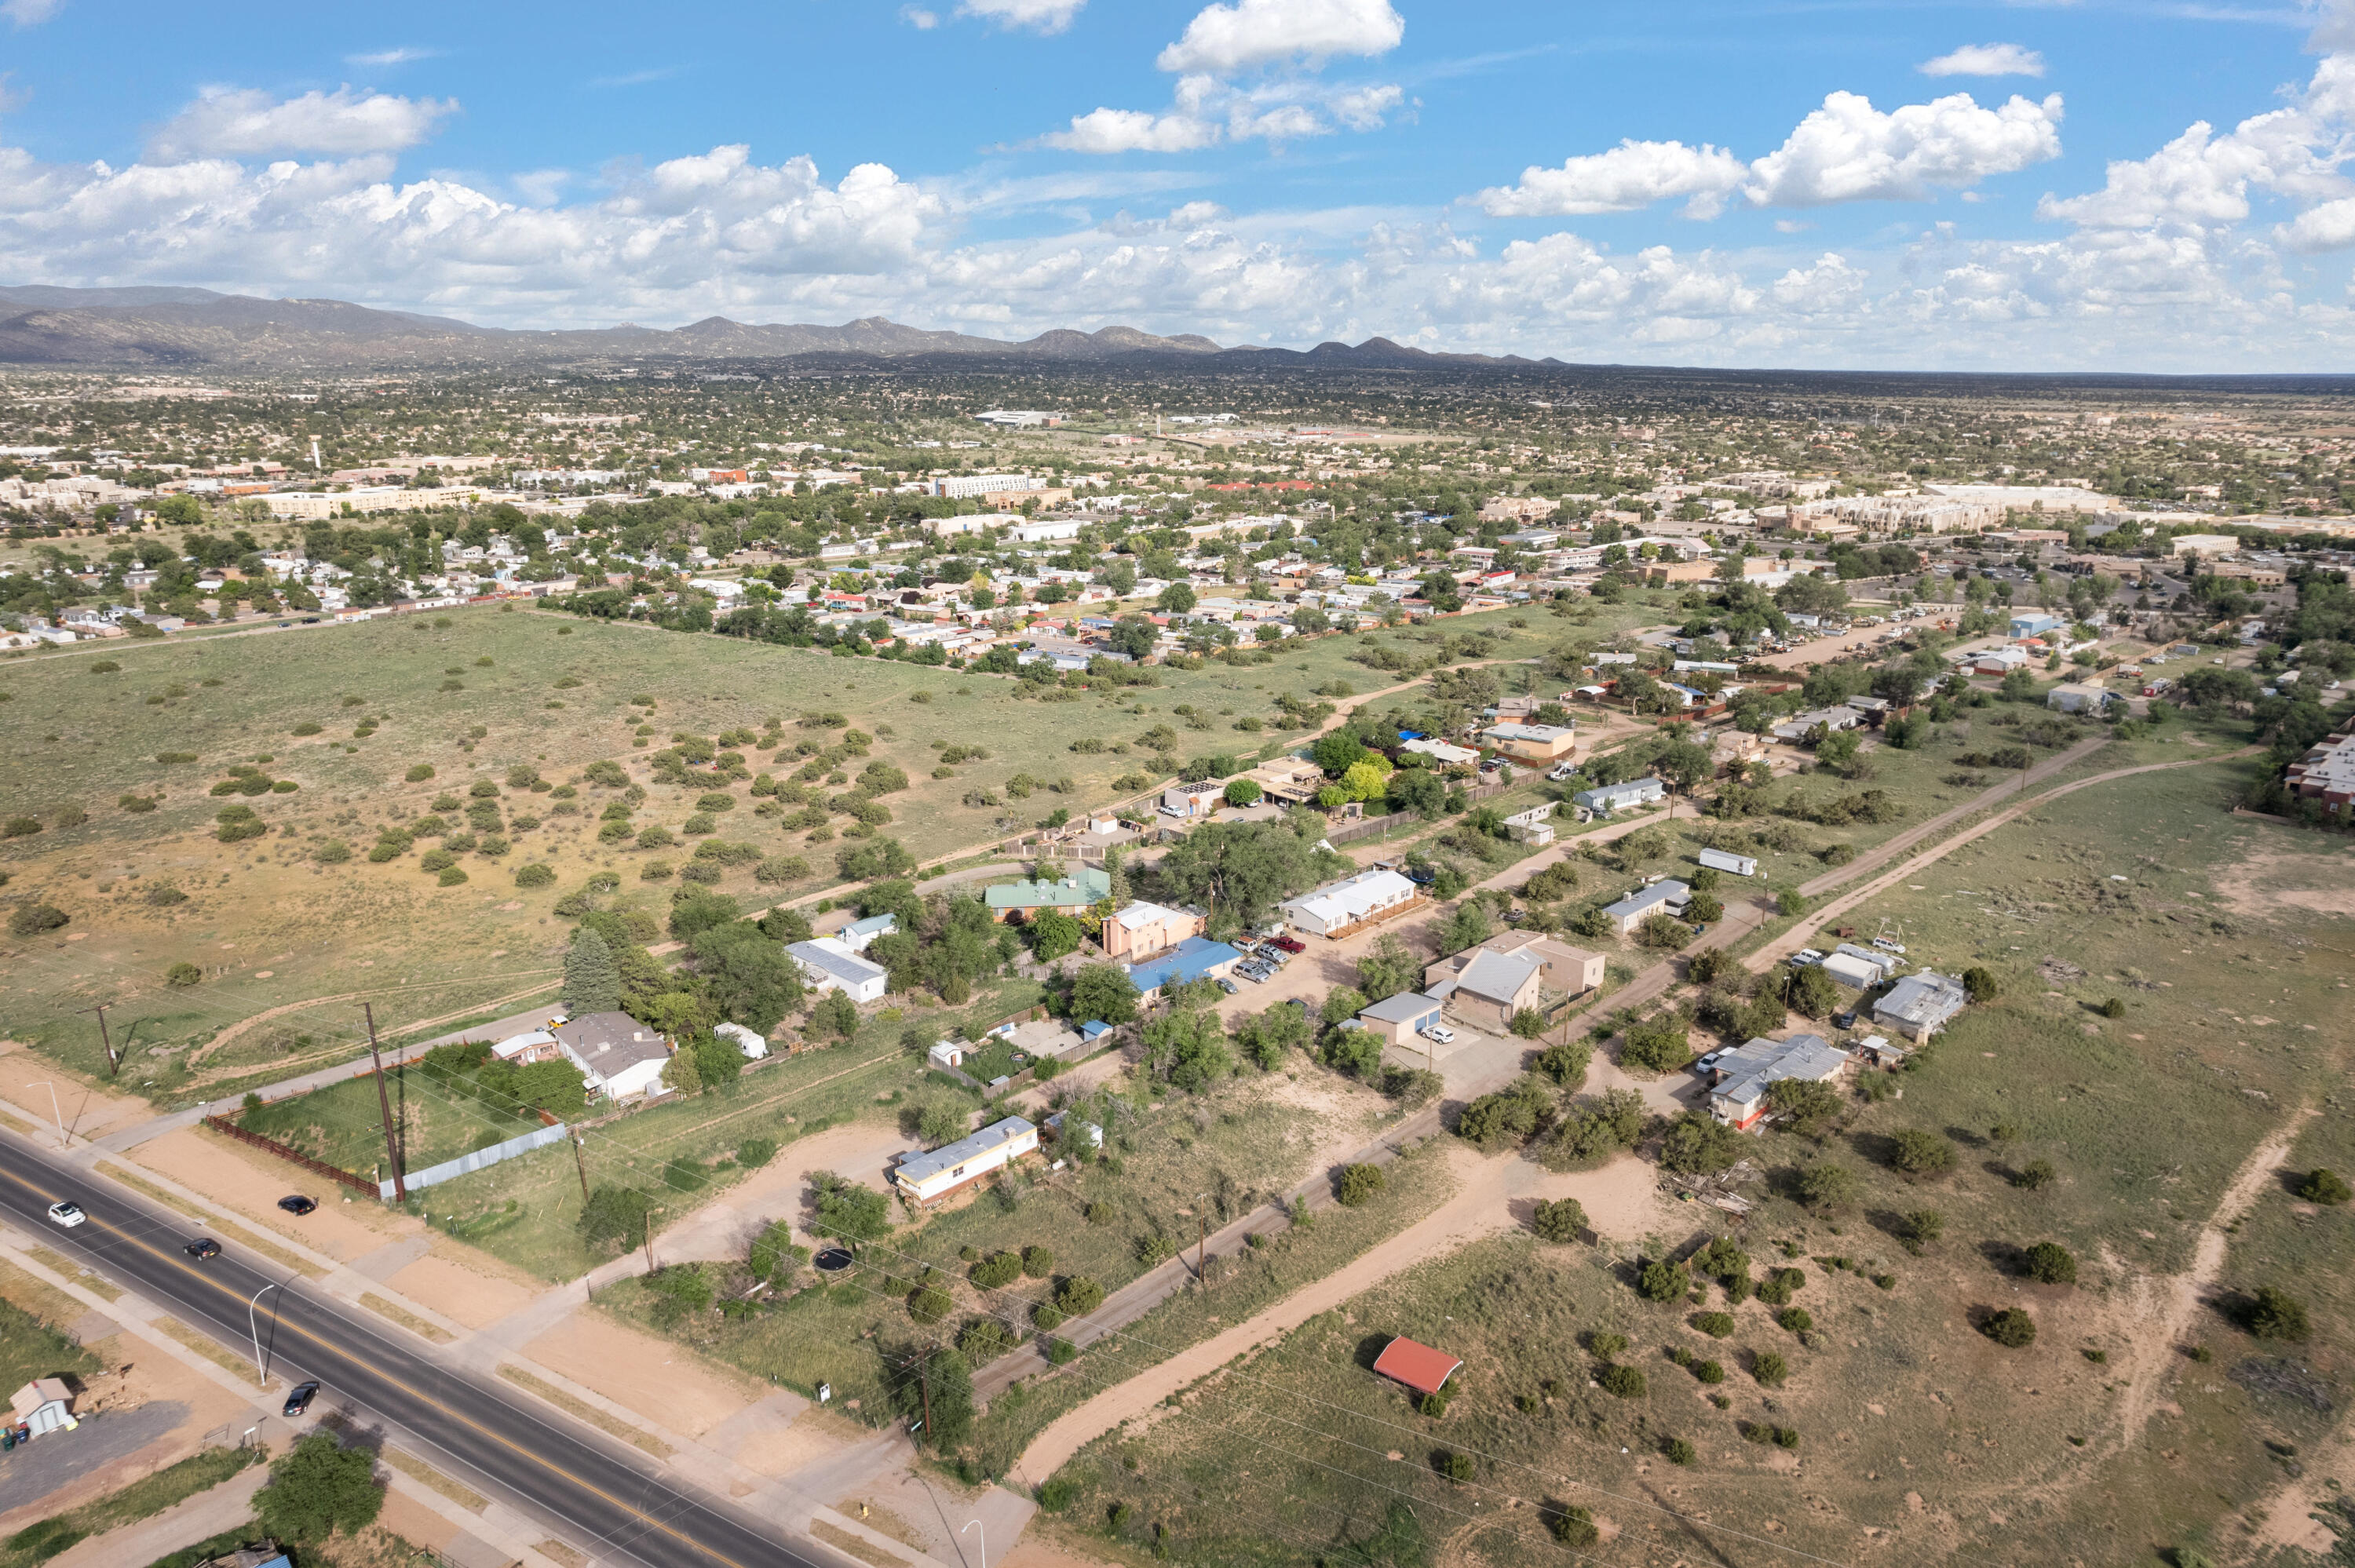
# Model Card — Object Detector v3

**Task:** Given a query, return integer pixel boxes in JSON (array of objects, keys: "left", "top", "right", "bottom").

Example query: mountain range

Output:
[{"left": 0, "top": 284, "right": 1560, "bottom": 372}]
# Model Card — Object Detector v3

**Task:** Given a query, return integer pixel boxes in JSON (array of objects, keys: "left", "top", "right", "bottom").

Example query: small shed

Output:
[
  {"left": 714, "top": 1022, "right": 769, "bottom": 1060},
  {"left": 928, "top": 1040, "right": 967, "bottom": 1072},
  {"left": 1373, "top": 1336, "right": 1462, "bottom": 1398},
  {"left": 9, "top": 1378, "right": 78, "bottom": 1439}
]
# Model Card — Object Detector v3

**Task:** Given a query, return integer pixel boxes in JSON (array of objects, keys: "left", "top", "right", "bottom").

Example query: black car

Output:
[
  {"left": 282, "top": 1381, "right": 319, "bottom": 1418},
  {"left": 183, "top": 1238, "right": 221, "bottom": 1260},
  {"left": 277, "top": 1195, "right": 317, "bottom": 1216}
]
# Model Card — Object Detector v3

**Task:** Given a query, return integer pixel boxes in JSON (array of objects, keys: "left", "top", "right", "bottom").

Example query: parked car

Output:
[
  {"left": 282, "top": 1381, "right": 320, "bottom": 1418},
  {"left": 1694, "top": 1051, "right": 1722, "bottom": 1073},
  {"left": 46, "top": 1202, "right": 85, "bottom": 1228},
  {"left": 1871, "top": 937, "right": 1907, "bottom": 954},
  {"left": 1420, "top": 1024, "right": 1456, "bottom": 1045},
  {"left": 1269, "top": 935, "right": 1305, "bottom": 954},
  {"left": 277, "top": 1195, "right": 317, "bottom": 1216},
  {"left": 1788, "top": 948, "right": 1826, "bottom": 967},
  {"left": 183, "top": 1238, "right": 221, "bottom": 1260},
  {"left": 1217, "top": 979, "right": 1240, "bottom": 995}
]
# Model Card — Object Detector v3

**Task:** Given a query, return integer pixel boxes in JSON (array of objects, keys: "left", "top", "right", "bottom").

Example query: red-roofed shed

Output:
[{"left": 1372, "top": 1336, "right": 1462, "bottom": 1397}]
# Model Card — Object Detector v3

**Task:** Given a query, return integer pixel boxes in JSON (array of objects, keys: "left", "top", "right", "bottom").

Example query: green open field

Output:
[
  {"left": 0, "top": 592, "right": 1669, "bottom": 1107},
  {"left": 1029, "top": 751, "right": 2355, "bottom": 1568}
]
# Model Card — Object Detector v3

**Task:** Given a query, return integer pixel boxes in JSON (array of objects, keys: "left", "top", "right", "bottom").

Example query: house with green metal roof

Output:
[{"left": 984, "top": 866, "right": 1112, "bottom": 920}]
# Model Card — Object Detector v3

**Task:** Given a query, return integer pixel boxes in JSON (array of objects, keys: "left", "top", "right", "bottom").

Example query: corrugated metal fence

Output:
[{"left": 377, "top": 1121, "right": 571, "bottom": 1201}]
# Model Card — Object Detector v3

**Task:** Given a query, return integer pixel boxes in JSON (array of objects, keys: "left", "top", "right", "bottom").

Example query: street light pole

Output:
[
  {"left": 247, "top": 1281, "right": 287, "bottom": 1386},
  {"left": 24, "top": 1082, "right": 64, "bottom": 1149},
  {"left": 962, "top": 1518, "right": 985, "bottom": 1568}
]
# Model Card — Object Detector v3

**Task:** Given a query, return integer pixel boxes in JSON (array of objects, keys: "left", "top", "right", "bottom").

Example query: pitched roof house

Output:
[
  {"left": 787, "top": 938, "right": 890, "bottom": 1003},
  {"left": 1600, "top": 879, "right": 1691, "bottom": 934},
  {"left": 1281, "top": 867, "right": 1420, "bottom": 937},
  {"left": 552, "top": 1012, "right": 674, "bottom": 1102},
  {"left": 892, "top": 1116, "right": 1039, "bottom": 1205},
  {"left": 984, "top": 866, "right": 1112, "bottom": 918},
  {"left": 1422, "top": 932, "right": 1604, "bottom": 1029},
  {"left": 1705, "top": 1033, "right": 1849, "bottom": 1129}
]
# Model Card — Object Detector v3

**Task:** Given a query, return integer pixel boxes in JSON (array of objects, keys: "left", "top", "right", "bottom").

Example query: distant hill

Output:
[{"left": 0, "top": 284, "right": 1554, "bottom": 371}]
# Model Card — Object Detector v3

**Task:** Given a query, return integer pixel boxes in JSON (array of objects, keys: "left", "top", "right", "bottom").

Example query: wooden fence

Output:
[{"left": 201, "top": 1114, "right": 378, "bottom": 1197}]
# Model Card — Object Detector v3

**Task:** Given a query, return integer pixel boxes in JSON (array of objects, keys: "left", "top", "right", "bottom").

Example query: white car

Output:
[
  {"left": 1788, "top": 948, "right": 1826, "bottom": 967},
  {"left": 1421, "top": 1024, "right": 1456, "bottom": 1045},
  {"left": 1871, "top": 937, "right": 1908, "bottom": 954},
  {"left": 46, "top": 1201, "right": 86, "bottom": 1228}
]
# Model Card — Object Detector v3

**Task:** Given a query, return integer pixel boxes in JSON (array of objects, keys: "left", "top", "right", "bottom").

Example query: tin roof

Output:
[{"left": 1372, "top": 1336, "right": 1462, "bottom": 1396}]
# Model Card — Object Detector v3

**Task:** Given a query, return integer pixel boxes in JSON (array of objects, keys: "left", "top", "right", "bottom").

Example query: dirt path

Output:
[
  {"left": 1798, "top": 734, "right": 2109, "bottom": 898},
  {"left": 2113, "top": 1105, "right": 2320, "bottom": 1449},
  {"left": 189, "top": 972, "right": 562, "bottom": 1065},
  {"left": 1746, "top": 746, "right": 2265, "bottom": 972},
  {"left": 1008, "top": 1145, "right": 1663, "bottom": 1487}
]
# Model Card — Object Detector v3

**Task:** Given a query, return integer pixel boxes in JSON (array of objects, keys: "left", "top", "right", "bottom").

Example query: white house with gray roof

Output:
[
  {"left": 787, "top": 937, "right": 889, "bottom": 1003},
  {"left": 1706, "top": 1033, "right": 1849, "bottom": 1129},
  {"left": 1599, "top": 879, "right": 1691, "bottom": 935},
  {"left": 891, "top": 1115, "right": 1038, "bottom": 1205}
]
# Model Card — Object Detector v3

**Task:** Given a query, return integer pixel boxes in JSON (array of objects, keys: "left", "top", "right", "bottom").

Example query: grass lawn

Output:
[
  {"left": 239, "top": 1067, "right": 542, "bottom": 1179},
  {"left": 0, "top": 1293, "right": 99, "bottom": 1395},
  {"left": 1, "top": 1446, "right": 262, "bottom": 1568}
]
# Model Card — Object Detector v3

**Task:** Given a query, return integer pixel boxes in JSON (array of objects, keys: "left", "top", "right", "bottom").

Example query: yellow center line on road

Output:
[{"left": 0, "top": 1162, "right": 761, "bottom": 1568}]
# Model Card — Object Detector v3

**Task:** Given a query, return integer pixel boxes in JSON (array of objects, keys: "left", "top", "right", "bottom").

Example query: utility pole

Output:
[
  {"left": 571, "top": 1135, "right": 590, "bottom": 1201},
  {"left": 643, "top": 1206, "right": 663, "bottom": 1275},
  {"left": 78, "top": 1004, "right": 119, "bottom": 1078},
  {"left": 362, "top": 1005, "right": 405, "bottom": 1203}
]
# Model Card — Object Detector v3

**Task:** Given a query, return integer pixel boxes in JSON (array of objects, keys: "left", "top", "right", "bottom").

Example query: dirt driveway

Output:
[
  {"left": 1008, "top": 1142, "right": 1668, "bottom": 1486},
  {"left": 651, "top": 1120, "right": 909, "bottom": 1267}
]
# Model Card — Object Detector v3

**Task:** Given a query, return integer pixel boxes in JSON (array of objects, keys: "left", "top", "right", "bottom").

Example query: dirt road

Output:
[
  {"left": 1008, "top": 1144, "right": 1664, "bottom": 1486},
  {"left": 1745, "top": 746, "right": 2265, "bottom": 972},
  {"left": 1798, "top": 735, "right": 2109, "bottom": 899}
]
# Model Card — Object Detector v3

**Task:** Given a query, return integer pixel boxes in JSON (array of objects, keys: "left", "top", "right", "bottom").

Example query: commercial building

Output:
[
  {"left": 2169, "top": 533, "right": 2243, "bottom": 557},
  {"left": 1124, "top": 935, "right": 1243, "bottom": 1001},
  {"left": 892, "top": 1115, "right": 1039, "bottom": 1205}
]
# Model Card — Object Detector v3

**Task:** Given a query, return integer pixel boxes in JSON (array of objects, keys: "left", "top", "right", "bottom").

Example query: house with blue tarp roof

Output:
[{"left": 1124, "top": 935, "right": 1243, "bottom": 1001}]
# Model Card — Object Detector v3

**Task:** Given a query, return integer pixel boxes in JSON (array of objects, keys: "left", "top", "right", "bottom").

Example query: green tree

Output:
[
  {"left": 1534, "top": 1038, "right": 1590, "bottom": 1086},
  {"left": 255, "top": 1433, "right": 383, "bottom": 1543},
  {"left": 812, "top": 989, "right": 861, "bottom": 1040},
  {"left": 1338, "top": 1162, "right": 1386, "bottom": 1205},
  {"left": 1440, "top": 899, "right": 1492, "bottom": 954},
  {"left": 749, "top": 1220, "right": 802, "bottom": 1285},
  {"left": 1068, "top": 962, "right": 1141, "bottom": 1024},
  {"left": 513, "top": 1059, "right": 590, "bottom": 1116},
  {"left": 2296, "top": 1168, "right": 2352, "bottom": 1205},
  {"left": 890, "top": 1342, "right": 973, "bottom": 1449},
  {"left": 1356, "top": 933, "right": 1419, "bottom": 1001},
  {"left": 1764, "top": 1078, "right": 1843, "bottom": 1136},
  {"left": 1984, "top": 1308, "right": 2036, "bottom": 1347},
  {"left": 1786, "top": 964, "right": 1840, "bottom": 1019},
  {"left": 1639, "top": 1259, "right": 1691, "bottom": 1302},
  {"left": 1890, "top": 1129, "right": 1955, "bottom": 1176},
  {"left": 1532, "top": 1197, "right": 1587, "bottom": 1242},
  {"left": 1962, "top": 965, "right": 1999, "bottom": 1002},
  {"left": 1141, "top": 1006, "right": 1233, "bottom": 1092},
  {"left": 1028, "top": 909, "right": 1084, "bottom": 961},
  {"left": 692, "top": 922, "right": 804, "bottom": 1033},
  {"left": 579, "top": 1184, "right": 653, "bottom": 1254},
  {"left": 2249, "top": 1285, "right": 2311, "bottom": 1342},
  {"left": 1223, "top": 778, "right": 1263, "bottom": 807},
  {"left": 1385, "top": 767, "right": 1446, "bottom": 819},
  {"left": 812, "top": 1172, "right": 892, "bottom": 1249},
  {"left": 1798, "top": 1161, "right": 1860, "bottom": 1209},
  {"left": 1658, "top": 1111, "right": 1743, "bottom": 1174},
  {"left": 2022, "top": 1241, "right": 2077, "bottom": 1285},
  {"left": 1620, "top": 1014, "right": 1691, "bottom": 1072}
]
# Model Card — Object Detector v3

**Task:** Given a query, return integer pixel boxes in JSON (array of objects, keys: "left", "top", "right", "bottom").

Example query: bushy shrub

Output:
[
  {"left": 1600, "top": 1363, "right": 1647, "bottom": 1398},
  {"left": 1550, "top": 1507, "right": 1597, "bottom": 1548},
  {"left": 1532, "top": 1198, "right": 1586, "bottom": 1243},
  {"left": 1753, "top": 1351, "right": 1789, "bottom": 1386},
  {"left": 166, "top": 961, "right": 203, "bottom": 987},
  {"left": 1692, "top": 1311, "right": 1735, "bottom": 1338},
  {"left": 2296, "top": 1169, "right": 2351, "bottom": 1205},
  {"left": 1055, "top": 1276, "right": 1105, "bottom": 1316},
  {"left": 2022, "top": 1242, "right": 2078, "bottom": 1285},
  {"left": 1638, "top": 1260, "right": 1690, "bottom": 1302},
  {"left": 907, "top": 1285, "right": 952, "bottom": 1325},
  {"left": 1338, "top": 1163, "right": 1386, "bottom": 1206},
  {"left": 970, "top": 1251, "right": 1024, "bottom": 1289}
]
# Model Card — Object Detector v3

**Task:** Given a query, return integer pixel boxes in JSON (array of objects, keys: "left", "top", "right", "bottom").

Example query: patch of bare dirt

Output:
[
  {"left": 2207, "top": 844, "right": 2355, "bottom": 919},
  {"left": 523, "top": 1312, "right": 769, "bottom": 1440}
]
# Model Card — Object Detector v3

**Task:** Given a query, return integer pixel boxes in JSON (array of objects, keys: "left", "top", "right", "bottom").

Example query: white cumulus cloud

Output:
[
  {"left": 1042, "top": 107, "right": 1220, "bottom": 154},
  {"left": 148, "top": 87, "right": 458, "bottom": 161},
  {"left": 1919, "top": 43, "right": 2046, "bottom": 78},
  {"left": 958, "top": 0, "right": 1086, "bottom": 32},
  {"left": 1477, "top": 140, "right": 1747, "bottom": 219},
  {"left": 1, "top": 0, "right": 62, "bottom": 26},
  {"left": 1743, "top": 91, "right": 2063, "bottom": 206},
  {"left": 1157, "top": 0, "right": 1403, "bottom": 75}
]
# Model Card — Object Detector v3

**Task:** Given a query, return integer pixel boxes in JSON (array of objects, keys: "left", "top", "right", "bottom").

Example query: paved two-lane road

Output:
[{"left": 0, "top": 1131, "right": 832, "bottom": 1568}]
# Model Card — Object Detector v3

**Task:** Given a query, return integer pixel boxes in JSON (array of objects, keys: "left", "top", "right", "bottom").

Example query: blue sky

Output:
[{"left": 2, "top": 0, "right": 2354, "bottom": 369}]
